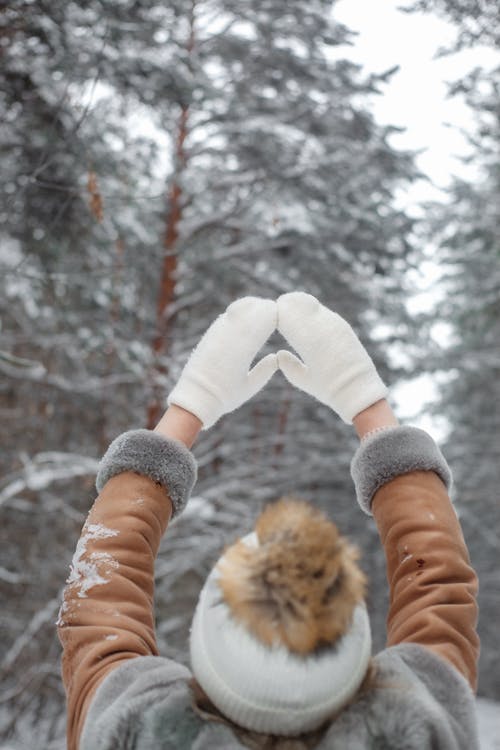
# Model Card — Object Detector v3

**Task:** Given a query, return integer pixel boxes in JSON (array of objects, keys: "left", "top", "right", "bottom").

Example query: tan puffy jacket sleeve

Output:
[
  {"left": 56, "top": 430, "right": 197, "bottom": 750},
  {"left": 351, "top": 426, "right": 479, "bottom": 691}
]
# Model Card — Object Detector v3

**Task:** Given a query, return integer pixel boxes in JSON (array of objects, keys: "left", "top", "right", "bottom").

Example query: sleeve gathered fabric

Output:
[
  {"left": 57, "top": 431, "right": 197, "bottom": 750},
  {"left": 351, "top": 427, "right": 479, "bottom": 690}
]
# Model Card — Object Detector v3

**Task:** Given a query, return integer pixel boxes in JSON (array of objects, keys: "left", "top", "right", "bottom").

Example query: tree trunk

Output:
[{"left": 146, "top": 2, "right": 196, "bottom": 428}]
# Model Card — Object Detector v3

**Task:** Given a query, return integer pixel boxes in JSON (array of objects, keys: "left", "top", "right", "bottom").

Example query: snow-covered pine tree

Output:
[
  {"left": 406, "top": 0, "right": 500, "bottom": 48},
  {"left": 406, "top": 0, "right": 500, "bottom": 700},
  {"left": 0, "top": 1, "right": 419, "bottom": 744},
  {"left": 427, "top": 77, "right": 500, "bottom": 699},
  {"left": 0, "top": 3, "right": 179, "bottom": 740}
]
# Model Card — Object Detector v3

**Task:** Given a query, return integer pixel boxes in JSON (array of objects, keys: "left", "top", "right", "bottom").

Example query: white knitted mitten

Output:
[
  {"left": 168, "top": 297, "right": 278, "bottom": 429},
  {"left": 277, "top": 292, "right": 387, "bottom": 423}
]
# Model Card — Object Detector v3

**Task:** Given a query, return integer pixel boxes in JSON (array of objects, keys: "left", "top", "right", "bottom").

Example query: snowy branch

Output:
[{"left": 0, "top": 453, "right": 99, "bottom": 507}]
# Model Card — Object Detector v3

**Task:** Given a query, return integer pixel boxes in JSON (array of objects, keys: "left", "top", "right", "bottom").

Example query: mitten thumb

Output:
[
  {"left": 277, "top": 349, "right": 309, "bottom": 390},
  {"left": 246, "top": 352, "right": 279, "bottom": 396}
]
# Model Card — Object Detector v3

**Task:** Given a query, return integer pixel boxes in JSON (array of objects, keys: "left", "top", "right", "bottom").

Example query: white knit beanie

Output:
[{"left": 190, "top": 503, "right": 372, "bottom": 736}]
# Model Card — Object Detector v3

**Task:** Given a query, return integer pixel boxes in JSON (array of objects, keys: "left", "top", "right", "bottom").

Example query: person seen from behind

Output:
[{"left": 57, "top": 292, "right": 480, "bottom": 749}]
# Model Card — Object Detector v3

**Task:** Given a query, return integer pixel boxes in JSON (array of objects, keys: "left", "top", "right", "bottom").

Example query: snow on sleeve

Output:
[{"left": 64, "top": 523, "right": 119, "bottom": 599}]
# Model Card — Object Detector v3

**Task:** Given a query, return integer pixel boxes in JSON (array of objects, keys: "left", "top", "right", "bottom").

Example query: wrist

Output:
[
  {"left": 352, "top": 399, "right": 398, "bottom": 440},
  {"left": 153, "top": 404, "right": 202, "bottom": 448}
]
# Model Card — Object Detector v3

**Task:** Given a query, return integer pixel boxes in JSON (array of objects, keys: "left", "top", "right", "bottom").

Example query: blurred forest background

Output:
[{"left": 0, "top": 0, "right": 499, "bottom": 747}]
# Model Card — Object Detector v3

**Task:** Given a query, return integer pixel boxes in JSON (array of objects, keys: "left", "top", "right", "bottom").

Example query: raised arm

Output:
[
  {"left": 56, "top": 422, "right": 197, "bottom": 750},
  {"left": 277, "top": 292, "right": 479, "bottom": 690},
  {"left": 351, "top": 413, "right": 479, "bottom": 690},
  {"left": 57, "top": 297, "right": 278, "bottom": 750}
]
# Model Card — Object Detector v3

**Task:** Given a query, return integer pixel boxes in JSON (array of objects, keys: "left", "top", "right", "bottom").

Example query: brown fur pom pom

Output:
[{"left": 217, "top": 498, "right": 366, "bottom": 655}]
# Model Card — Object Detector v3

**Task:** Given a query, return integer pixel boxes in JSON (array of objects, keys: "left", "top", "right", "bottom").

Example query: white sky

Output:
[{"left": 332, "top": 0, "right": 499, "bottom": 206}]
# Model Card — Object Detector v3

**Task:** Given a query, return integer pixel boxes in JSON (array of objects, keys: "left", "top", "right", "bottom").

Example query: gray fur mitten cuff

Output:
[
  {"left": 350, "top": 426, "right": 453, "bottom": 515},
  {"left": 96, "top": 429, "right": 197, "bottom": 518}
]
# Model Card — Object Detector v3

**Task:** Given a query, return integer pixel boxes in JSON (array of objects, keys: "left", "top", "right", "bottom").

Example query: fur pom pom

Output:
[{"left": 217, "top": 498, "right": 366, "bottom": 655}]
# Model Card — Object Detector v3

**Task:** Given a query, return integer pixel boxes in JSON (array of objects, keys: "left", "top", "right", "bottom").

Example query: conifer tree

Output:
[
  {"left": 407, "top": 0, "right": 500, "bottom": 698},
  {"left": 0, "top": 1, "right": 419, "bottom": 743}
]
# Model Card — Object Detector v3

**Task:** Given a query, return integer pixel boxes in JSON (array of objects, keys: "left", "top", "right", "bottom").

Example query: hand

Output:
[
  {"left": 168, "top": 297, "right": 278, "bottom": 429},
  {"left": 277, "top": 291, "right": 387, "bottom": 423}
]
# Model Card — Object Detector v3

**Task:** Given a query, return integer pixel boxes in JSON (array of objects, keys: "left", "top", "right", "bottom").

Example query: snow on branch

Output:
[
  {"left": 0, "top": 452, "right": 99, "bottom": 507},
  {"left": 0, "top": 350, "right": 46, "bottom": 378},
  {"left": 0, "top": 352, "right": 139, "bottom": 392},
  {"left": 1, "top": 595, "right": 62, "bottom": 673}
]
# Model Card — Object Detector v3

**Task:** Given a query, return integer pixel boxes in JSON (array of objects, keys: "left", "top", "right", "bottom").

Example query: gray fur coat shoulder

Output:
[{"left": 80, "top": 644, "right": 479, "bottom": 750}]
